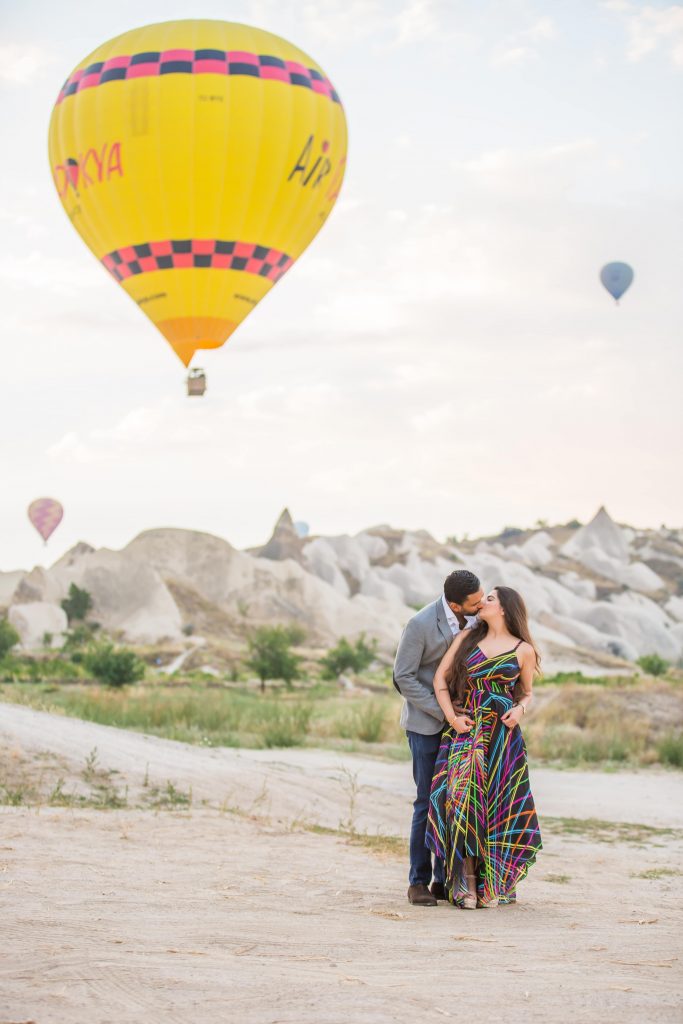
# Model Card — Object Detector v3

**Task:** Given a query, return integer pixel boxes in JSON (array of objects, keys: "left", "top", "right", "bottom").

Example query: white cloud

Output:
[
  {"left": 492, "top": 45, "right": 535, "bottom": 67},
  {"left": 0, "top": 250, "right": 106, "bottom": 295},
  {"left": 451, "top": 138, "right": 598, "bottom": 200},
  {"left": 47, "top": 401, "right": 215, "bottom": 464},
  {"left": 523, "top": 17, "right": 557, "bottom": 42},
  {"left": 0, "top": 196, "right": 47, "bottom": 240},
  {"left": 605, "top": 2, "right": 683, "bottom": 66},
  {"left": 491, "top": 15, "right": 557, "bottom": 66},
  {"left": 247, "top": 0, "right": 387, "bottom": 45},
  {"left": 247, "top": 0, "right": 450, "bottom": 48},
  {"left": 46, "top": 431, "right": 95, "bottom": 464},
  {"left": 0, "top": 44, "right": 50, "bottom": 85},
  {"left": 392, "top": 0, "right": 440, "bottom": 46}
]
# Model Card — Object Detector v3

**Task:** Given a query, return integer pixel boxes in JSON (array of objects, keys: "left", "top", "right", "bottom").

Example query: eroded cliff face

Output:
[{"left": 2, "top": 507, "right": 681, "bottom": 670}]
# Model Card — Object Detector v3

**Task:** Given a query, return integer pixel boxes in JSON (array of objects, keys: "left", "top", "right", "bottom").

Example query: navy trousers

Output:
[{"left": 407, "top": 729, "right": 445, "bottom": 887}]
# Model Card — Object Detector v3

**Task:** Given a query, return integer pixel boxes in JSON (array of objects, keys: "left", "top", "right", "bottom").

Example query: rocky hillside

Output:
[{"left": 1, "top": 507, "right": 681, "bottom": 673}]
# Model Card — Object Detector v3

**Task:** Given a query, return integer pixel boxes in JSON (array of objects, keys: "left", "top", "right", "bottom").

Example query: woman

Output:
[{"left": 425, "top": 586, "right": 542, "bottom": 909}]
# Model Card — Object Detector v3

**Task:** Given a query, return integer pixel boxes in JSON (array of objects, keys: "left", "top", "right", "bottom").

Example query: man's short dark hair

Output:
[{"left": 443, "top": 569, "right": 481, "bottom": 605}]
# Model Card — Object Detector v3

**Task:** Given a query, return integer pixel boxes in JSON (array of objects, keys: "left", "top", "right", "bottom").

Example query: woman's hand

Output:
[
  {"left": 501, "top": 705, "right": 523, "bottom": 730},
  {"left": 449, "top": 714, "right": 474, "bottom": 734}
]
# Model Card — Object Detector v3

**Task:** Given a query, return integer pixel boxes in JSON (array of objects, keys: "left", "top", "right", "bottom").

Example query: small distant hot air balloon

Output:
[
  {"left": 48, "top": 20, "right": 347, "bottom": 392},
  {"left": 600, "top": 262, "right": 634, "bottom": 303},
  {"left": 28, "top": 498, "right": 64, "bottom": 544},
  {"left": 293, "top": 521, "right": 310, "bottom": 539}
]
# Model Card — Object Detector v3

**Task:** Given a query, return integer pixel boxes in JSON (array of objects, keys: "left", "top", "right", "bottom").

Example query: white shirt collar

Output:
[{"left": 442, "top": 595, "right": 478, "bottom": 636}]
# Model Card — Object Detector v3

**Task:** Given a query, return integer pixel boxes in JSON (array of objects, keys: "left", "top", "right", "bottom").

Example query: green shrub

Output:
[
  {"left": 636, "top": 654, "right": 669, "bottom": 677},
  {"left": 245, "top": 625, "right": 303, "bottom": 691},
  {"left": 336, "top": 702, "right": 387, "bottom": 743},
  {"left": 0, "top": 618, "right": 20, "bottom": 659},
  {"left": 84, "top": 644, "right": 145, "bottom": 687},
  {"left": 657, "top": 733, "right": 683, "bottom": 768},
  {"left": 320, "top": 634, "right": 378, "bottom": 679},
  {"left": 61, "top": 583, "right": 93, "bottom": 624},
  {"left": 539, "top": 671, "right": 613, "bottom": 687},
  {"left": 524, "top": 715, "right": 648, "bottom": 766},
  {"left": 63, "top": 623, "right": 99, "bottom": 650},
  {"left": 261, "top": 704, "right": 313, "bottom": 748}
]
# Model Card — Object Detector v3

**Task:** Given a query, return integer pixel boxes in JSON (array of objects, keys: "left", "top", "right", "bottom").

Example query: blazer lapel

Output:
[{"left": 434, "top": 598, "right": 453, "bottom": 648}]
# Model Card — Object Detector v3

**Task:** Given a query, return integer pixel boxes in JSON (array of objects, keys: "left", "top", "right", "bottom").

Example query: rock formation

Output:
[
  {"left": 9, "top": 602, "right": 68, "bottom": 649},
  {"left": 1, "top": 507, "right": 681, "bottom": 670}
]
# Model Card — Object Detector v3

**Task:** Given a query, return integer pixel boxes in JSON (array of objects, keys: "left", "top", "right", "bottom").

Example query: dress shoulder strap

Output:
[{"left": 513, "top": 639, "right": 524, "bottom": 650}]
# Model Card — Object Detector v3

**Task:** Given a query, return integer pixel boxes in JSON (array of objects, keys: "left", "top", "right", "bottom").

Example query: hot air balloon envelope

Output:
[
  {"left": 28, "top": 498, "right": 64, "bottom": 543},
  {"left": 293, "top": 521, "right": 310, "bottom": 538},
  {"left": 600, "top": 262, "right": 634, "bottom": 302},
  {"left": 48, "top": 20, "right": 347, "bottom": 368}
]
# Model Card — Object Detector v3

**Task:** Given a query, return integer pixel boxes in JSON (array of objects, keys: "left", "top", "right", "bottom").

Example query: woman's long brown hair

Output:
[{"left": 445, "top": 586, "right": 541, "bottom": 707}]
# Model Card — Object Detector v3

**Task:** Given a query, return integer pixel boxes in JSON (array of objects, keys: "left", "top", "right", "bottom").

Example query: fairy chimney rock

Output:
[
  {"left": 561, "top": 506, "right": 629, "bottom": 562},
  {"left": 258, "top": 508, "right": 305, "bottom": 563}
]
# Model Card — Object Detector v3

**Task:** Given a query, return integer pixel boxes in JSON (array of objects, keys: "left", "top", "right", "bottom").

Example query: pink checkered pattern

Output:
[
  {"left": 100, "top": 238, "right": 293, "bottom": 283},
  {"left": 56, "top": 49, "right": 340, "bottom": 105}
]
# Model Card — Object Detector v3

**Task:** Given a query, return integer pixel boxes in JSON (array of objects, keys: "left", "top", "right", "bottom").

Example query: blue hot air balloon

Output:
[{"left": 600, "top": 262, "right": 634, "bottom": 303}]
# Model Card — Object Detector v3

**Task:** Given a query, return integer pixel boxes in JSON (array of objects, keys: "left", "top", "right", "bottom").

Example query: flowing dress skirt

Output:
[{"left": 426, "top": 681, "right": 542, "bottom": 905}]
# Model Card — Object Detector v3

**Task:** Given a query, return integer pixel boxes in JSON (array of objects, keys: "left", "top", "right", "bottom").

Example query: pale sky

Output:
[{"left": 1, "top": 0, "right": 681, "bottom": 571}]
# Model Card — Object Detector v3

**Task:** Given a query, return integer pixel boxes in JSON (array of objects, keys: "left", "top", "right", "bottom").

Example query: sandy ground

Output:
[
  {"left": 1, "top": 702, "right": 682, "bottom": 1023},
  {"left": 2, "top": 702, "right": 682, "bottom": 831}
]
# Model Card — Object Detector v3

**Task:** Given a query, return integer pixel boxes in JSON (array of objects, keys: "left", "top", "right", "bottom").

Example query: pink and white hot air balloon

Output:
[{"left": 28, "top": 498, "right": 64, "bottom": 544}]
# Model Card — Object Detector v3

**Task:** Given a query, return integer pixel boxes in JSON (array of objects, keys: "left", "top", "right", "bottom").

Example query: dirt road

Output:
[
  {"left": 1, "top": 702, "right": 681, "bottom": 1023},
  {"left": 2, "top": 702, "right": 682, "bottom": 831}
]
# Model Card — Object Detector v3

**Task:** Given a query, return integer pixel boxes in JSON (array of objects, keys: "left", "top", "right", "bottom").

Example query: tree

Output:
[
  {"left": 61, "top": 583, "right": 93, "bottom": 623},
  {"left": 0, "top": 618, "right": 20, "bottom": 659},
  {"left": 245, "top": 625, "right": 303, "bottom": 692},
  {"left": 63, "top": 623, "right": 98, "bottom": 650},
  {"left": 84, "top": 643, "right": 145, "bottom": 687},
  {"left": 636, "top": 653, "right": 669, "bottom": 678},
  {"left": 320, "top": 633, "right": 378, "bottom": 679},
  {"left": 499, "top": 526, "right": 523, "bottom": 540}
]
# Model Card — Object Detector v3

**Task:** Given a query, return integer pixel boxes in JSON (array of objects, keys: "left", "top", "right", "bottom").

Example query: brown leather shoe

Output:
[
  {"left": 407, "top": 884, "right": 437, "bottom": 906},
  {"left": 430, "top": 882, "right": 447, "bottom": 901}
]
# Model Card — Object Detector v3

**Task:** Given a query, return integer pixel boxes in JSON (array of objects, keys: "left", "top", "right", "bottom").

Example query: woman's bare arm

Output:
[
  {"left": 433, "top": 632, "right": 473, "bottom": 731},
  {"left": 514, "top": 643, "right": 535, "bottom": 706},
  {"left": 502, "top": 643, "right": 536, "bottom": 728}
]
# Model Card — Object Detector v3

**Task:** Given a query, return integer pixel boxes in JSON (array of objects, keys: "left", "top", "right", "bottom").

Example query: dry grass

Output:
[
  {"left": 542, "top": 816, "right": 682, "bottom": 845},
  {"left": 523, "top": 680, "right": 683, "bottom": 768},
  {"left": 0, "top": 742, "right": 195, "bottom": 811},
  {"left": 0, "top": 680, "right": 407, "bottom": 758},
  {"left": 631, "top": 867, "right": 682, "bottom": 880},
  {"left": 1, "top": 675, "right": 681, "bottom": 769}
]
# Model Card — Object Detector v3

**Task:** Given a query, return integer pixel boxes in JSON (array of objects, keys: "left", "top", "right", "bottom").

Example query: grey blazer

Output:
[{"left": 393, "top": 599, "right": 456, "bottom": 735}]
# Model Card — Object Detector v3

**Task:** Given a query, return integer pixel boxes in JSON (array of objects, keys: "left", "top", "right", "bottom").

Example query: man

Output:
[{"left": 393, "top": 569, "right": 484, "bottom": 906}]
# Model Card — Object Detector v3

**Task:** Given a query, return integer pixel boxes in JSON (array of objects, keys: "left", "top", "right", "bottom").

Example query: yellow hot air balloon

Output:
[{"left": 48, "top": 20, "right": 347, "bottom": 370}]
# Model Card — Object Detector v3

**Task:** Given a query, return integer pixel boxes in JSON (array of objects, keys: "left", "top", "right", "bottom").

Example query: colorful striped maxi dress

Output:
[{"left": 426, "top": 642, "right": 542, "bottom": 906}]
